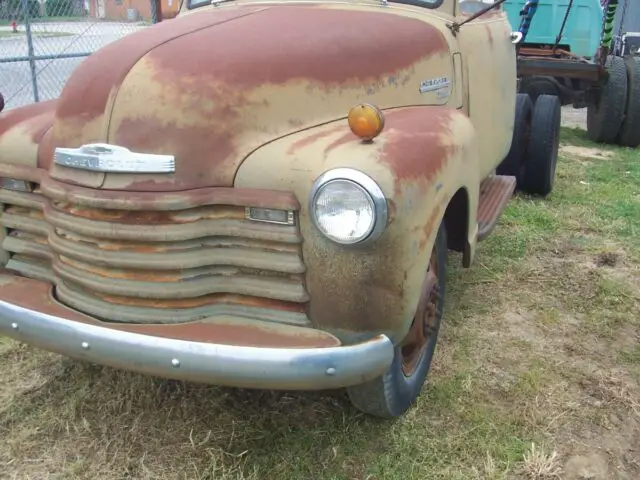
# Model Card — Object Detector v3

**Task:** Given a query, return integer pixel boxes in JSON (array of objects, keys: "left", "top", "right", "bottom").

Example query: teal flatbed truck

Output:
[
  {"left": 504, "top": 0, "right": 602, "bottom": 58},
  {"left": 494, "top": 0, "right": 640, "bottom": 149}
]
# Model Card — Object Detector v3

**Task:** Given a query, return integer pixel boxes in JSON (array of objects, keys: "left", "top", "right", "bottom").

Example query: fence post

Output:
[
  {"left": 151, "top": 0, "right": 163, "bottom": 24},
  {"left": 22, "top": 0, "right": 40, "bottom": 103}
]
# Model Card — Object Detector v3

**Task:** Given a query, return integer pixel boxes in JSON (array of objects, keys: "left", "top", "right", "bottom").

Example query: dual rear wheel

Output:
[
  {"left": 587, "top": 55, "right": 640, "bottom": 147},
  {"left": 497, "top": 93, "right": 561, "bottom": 198}
]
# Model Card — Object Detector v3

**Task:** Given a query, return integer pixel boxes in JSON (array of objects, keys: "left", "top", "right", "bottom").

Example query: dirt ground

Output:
[{"left": 560, "top": 106, "right": 587, "bottom": 129}]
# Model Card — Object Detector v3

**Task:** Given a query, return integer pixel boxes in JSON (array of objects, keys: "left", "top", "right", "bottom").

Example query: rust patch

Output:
[
  {"left": 53, "top": 202, "right": 245, "bottom": 224},
  {"left": 0, "top": 100, "right": 56, "bottom": 139},
  {"left": 147, "top": 6, "right": 448, "bottom": 88},
  {"left": 323, "top": 130, "right": 359, "bottom": 157},
  {"left": 99, "top": 6, "right": 449, "bottom": 190},
  {"left": 94, "top": 291, "right": 307, "bottom": 313},
  {"left": 387, "top": 198, "right": 397, "bottom": 225},
  {"left": 287, "top": 124, "right": 344, "bottom": 155},
  {"left": 117, "top": 320, "right": 340, "bottom": 348},
  {"left": 37, "top": 126, "right": 55, "bottom": 170},
  {"left": 305, "top": 235, "right": 407, "bottom": 338},
  {"left": 0, "top": 164, "right": 44, "bottom": 184},
  {"left": 55, "top": 229, "right": 299, "bottom": 254},
  {"left": 29, "top": 113, "right": 54, "bottom": 144},
  {"left": 56, "top": 254, "right": 303, "bottom": 285},
  {"left": 40, "top": 175, "right": 299, "bottom": 211},
  {"left": 378, "top": 107, "right": 457, "bottom": 190},
  {"left": 53, "top": 7, "right": 266, "bottom": 122},
  {"left": 477, "top": 175, "right": 516, "bottom": 241},
  {"left": 419, "top": 204, "right": 442, "bottom": 250},
  {"left": 0, "top": 273, "right": 335, "bottom": 348},
  {"left": 58, "top": 255, "right": 183, "bottom": 282},
  {"left": 4, "top": 205, "right": 45, "bottom": 220},
  {"left": 299, "top": 107, "right": 466, "bottom": 338},
  {"left": 110, "top": 108, "right": 240, "bottom": 191}
]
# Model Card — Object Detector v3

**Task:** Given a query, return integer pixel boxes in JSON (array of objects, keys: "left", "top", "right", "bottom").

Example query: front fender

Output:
[
  {"left": 234, "top": 106, "right": 480, "bottom": 344},
  {"left": 0, "top": 100, "right": 57, "bottom": 169}
]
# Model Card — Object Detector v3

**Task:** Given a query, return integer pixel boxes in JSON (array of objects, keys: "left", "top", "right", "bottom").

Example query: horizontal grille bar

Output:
[
  {"left": 53, "top": 255, "right": 309, "bottom": 302},
  {"left": 49, "top": 229, "right": 305, "bottom": 272},
  {"left": 0, "top": 178, "right": 310, "bottom": 327},
  {"left": 45, "top": 202, "right": 301, "bottom": 243},
  {"left": 56, "top": 282, "right": 310, "bottom": 325}
]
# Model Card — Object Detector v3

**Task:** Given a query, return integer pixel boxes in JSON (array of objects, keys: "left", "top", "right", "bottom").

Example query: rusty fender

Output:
[
  {"left": 234, "top": 105, "right": 481, "bottom": 345},
  {"left": 0, "top": 100, "right": 56, "bottom": 169}
]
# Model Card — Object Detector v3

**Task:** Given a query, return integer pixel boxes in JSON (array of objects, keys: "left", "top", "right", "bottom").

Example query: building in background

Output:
[{"left": 88, "top": 0, "right": 179, "bottom": 21}]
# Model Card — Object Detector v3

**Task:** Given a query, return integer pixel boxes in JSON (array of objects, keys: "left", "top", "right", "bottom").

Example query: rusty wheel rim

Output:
[{"left": 401, "top": 247, "right": 440, "bottom": 377}]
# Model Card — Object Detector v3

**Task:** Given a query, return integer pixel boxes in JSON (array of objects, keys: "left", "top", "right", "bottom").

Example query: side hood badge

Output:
[{"left": 54, "top": 143, "right": 175, "bottom": 173}]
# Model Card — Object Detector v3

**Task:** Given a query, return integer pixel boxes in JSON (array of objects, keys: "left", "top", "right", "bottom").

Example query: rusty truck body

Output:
[{"left": 0, "top": 0, "right": 561, "bottom": 418}]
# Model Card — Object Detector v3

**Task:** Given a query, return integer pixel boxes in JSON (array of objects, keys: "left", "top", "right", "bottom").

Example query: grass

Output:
[{"left": 1, "top": 126, "right": 639, "bottom": 479}]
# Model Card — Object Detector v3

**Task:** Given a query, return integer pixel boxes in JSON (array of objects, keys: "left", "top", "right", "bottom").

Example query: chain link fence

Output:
[{"left": 1, "top": 0, "right": 172, "bottom": 110}]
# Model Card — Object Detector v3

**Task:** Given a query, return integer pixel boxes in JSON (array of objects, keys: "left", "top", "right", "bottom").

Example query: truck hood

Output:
[{"left": 49, "top": 4, "right": 451, "bottom": 191}]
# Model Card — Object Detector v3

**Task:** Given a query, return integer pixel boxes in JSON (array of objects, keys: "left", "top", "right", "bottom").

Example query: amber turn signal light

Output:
[{"left": 347, "top": 104, "right": 385, "bottom": 141}]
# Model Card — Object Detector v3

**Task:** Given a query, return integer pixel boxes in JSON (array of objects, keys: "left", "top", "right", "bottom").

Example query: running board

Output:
[{"left": 477, "top": 175, "right": 517, "bottom": 242}]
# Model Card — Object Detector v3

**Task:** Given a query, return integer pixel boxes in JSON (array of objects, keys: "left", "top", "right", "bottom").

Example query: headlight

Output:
[{"left": 309, "top": 168, "right": 388, "bottom": 245}]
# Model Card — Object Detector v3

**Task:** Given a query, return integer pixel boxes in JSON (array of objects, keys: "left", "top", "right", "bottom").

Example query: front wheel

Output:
[{"left": 346, "top": 221, "right": 447, "bottom": 418}]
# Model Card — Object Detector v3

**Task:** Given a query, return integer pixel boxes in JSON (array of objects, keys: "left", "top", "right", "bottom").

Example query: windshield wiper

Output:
[{"left": 447, "top": 0, "right": 509, "bottom": 36}]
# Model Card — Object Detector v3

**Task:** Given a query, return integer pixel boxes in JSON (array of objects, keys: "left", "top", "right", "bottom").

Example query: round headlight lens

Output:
[{"left": 312, "top": 179, "right": 375, "bottom": 244}]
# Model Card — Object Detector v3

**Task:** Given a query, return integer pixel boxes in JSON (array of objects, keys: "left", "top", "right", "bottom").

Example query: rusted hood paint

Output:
[{"left": 48, "top": 4, "right": 451, "bottom": 191}]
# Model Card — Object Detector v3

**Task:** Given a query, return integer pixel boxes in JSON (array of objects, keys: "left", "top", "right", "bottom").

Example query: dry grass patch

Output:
[{"left": 1, "top": 127, "right": 638, "bottom": 479}]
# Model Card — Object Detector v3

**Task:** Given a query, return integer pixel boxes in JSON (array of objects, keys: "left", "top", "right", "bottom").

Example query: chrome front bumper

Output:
[{"left": 0, "top": 300, "right": 395, "bottom": 390}]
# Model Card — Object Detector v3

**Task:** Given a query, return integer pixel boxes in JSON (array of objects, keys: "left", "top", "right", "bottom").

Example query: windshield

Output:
[{"left": 188, "top": 0, "right": 443, "bottom": 10}]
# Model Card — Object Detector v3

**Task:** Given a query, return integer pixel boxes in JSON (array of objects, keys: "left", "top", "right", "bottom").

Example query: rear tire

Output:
[
  {"left": 520, "top": 76, "right": 559, "bottom": 104},
  {"left": 616, "top": 56, "right": 640, "bottom": 147},
  {"left": 346, "top": 222, "right": 447, "bottom": 418},
  {"left": 587, "top": 55, "right": 628, "bottom": 144},
  {"left": 521, "top": 94, "right": 561, "bottom": 197},
  {"left": 497, "top": 93, "right": 534, "bottom": 189}
]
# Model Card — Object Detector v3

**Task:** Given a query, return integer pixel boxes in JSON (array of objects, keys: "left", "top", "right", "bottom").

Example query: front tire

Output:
[{"left": 346, "top": 221, "right": 447, "bottom": 418}]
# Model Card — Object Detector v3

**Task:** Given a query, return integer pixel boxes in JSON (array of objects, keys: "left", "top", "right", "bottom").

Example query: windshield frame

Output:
[{"left": 187, "top": 0, "right": 444, "bottom": 11}]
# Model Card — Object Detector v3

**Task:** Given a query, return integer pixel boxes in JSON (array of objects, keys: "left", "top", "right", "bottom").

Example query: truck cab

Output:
[{"left": 0, "top": 0, "right": 560, "bottom": 418}]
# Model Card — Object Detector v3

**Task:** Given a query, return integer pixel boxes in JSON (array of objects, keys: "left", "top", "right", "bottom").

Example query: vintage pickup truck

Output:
[{"left": 0, "top": 0, "right": 561, "bottom": 418}]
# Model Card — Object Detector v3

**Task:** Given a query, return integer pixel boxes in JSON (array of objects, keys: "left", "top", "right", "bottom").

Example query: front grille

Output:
[
  {"left": 0, "top": 177, "right": 310, "bottom": 327},
  {"left": 0, "top": 184, "right": 53, "bottom": 283}
]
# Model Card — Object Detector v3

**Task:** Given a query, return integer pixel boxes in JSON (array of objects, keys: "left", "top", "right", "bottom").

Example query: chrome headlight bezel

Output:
[{"left": 309, "top": 168, "right": 388, "bottom": 246}]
